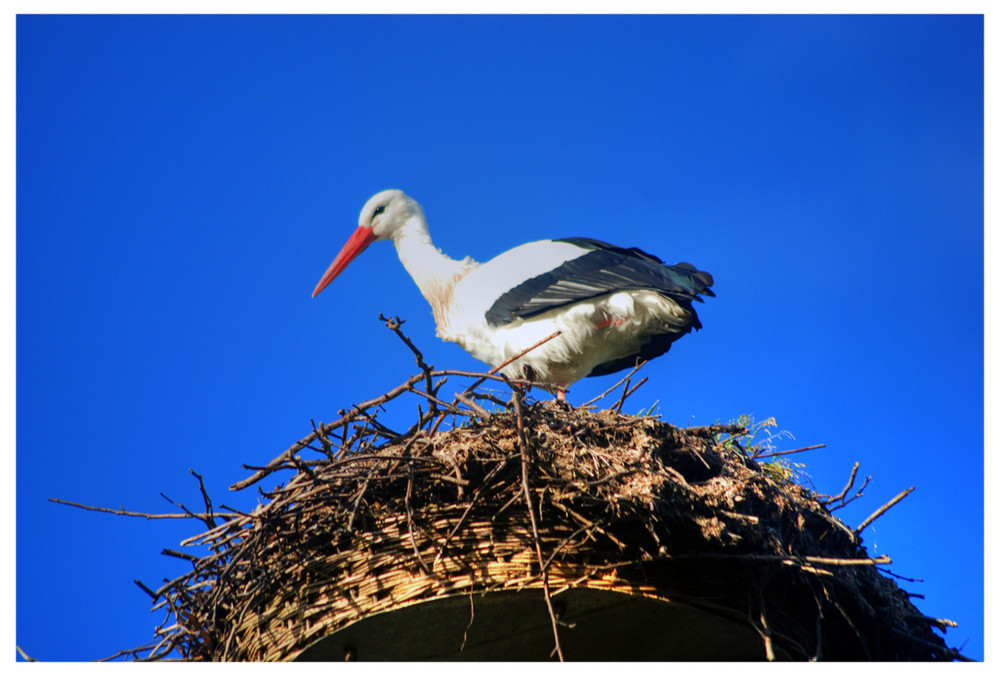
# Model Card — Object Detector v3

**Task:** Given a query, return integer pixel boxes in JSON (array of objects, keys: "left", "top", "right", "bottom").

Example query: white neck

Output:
[{"left": 391, "top": 216, "right": 477, "bottom": 329}]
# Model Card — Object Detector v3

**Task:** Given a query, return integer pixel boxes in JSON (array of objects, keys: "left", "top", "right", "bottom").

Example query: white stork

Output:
[{"left": 312, "top": 190, "right": 714, "bottom": 399}]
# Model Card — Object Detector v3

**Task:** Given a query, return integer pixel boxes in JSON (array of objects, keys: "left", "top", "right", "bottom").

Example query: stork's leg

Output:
[{"left": 543, "top": 386, "right": 570, "bottom": 408}]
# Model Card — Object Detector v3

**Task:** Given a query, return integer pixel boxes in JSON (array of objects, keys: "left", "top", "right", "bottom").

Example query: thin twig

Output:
[
  {"left": 230, "top": 371, "right": 428, "bottom": 490},
  {"left": 612, "top": 375, "right": 631, "bottom": 413},
  {"left": 188, "top": 470, "right": 217, "bottom": 529},
  {"left": 161, "top": 548, "right": 200, "bottom": 564},
  {"left": 346, "top": 477, "right": 372, "bottom": 532},
  {"left": 134, "top": 578, "right": 158, "bottom": 600},
  {"left": 758, "top": 586, "right": 775, "bottom": 661},
  {"left": 612, "top": 376, "right": 648, "bottom": 414},
  {"left": 460, "top": 331, "right": 562, "bottom": 396},
  {"left": 881, "top": 568, "right": 923, "bottom": 584},
  {"left": 491, "top": 332, "right": 562, "bottom": 376},
  {"left": 855, "top": 487, "right": 915, "bottom": 535},
  {"left": 379, "top": 313, "right": 434, "bottom": 376},
  {"left": 328, "top": 453, "right": 445, "bottom": 469},
  {"left": 460, "top": 588, "right": 476, "bottom": 651},
  {"left": 580, "top": 359, "right": 647, "bottom": 407},
  {"left": 659, "top": 551, "right": 892, "bottom": 566},
  {"left": 454, "top": 391, "right": 490, "bottom": 418},
  {"left": 404, "top": 466, "right": 432, "bottom": 575},
  {"left": 407, "top": 385, "right": 475, "bottom": 418},
  {"left": 687, "top": 423, "right": 747, "bottom": 438},
  {"left": 309, "top": 419, "right": 335, "bottom": 460},
  {"left": 48, "top": 498, "right": 229, "bottom": 521},
  {"left": 829, "top": 475, "right": 872, "bottom": 512},
  {"left": 822, "top": 462, "right": 860, "bottom": 506},
  {"left": 753, "top": 444, "right": 826, "bottom": 460},
  {"left": 350, "top": 405, "right": 403, "bottom": 440}
]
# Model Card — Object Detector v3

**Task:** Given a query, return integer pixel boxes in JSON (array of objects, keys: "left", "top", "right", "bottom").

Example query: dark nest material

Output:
[{"left": 119, "top": 318, "right": 963, "bottom": 662}]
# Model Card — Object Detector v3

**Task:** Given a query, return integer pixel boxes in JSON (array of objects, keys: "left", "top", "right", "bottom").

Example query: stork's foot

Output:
[
  {"left": 545, "top": 388, "right": 571, "bottom": 409},
  {"left": 512, "top": 381, "right": 532, "bottom": 395}
]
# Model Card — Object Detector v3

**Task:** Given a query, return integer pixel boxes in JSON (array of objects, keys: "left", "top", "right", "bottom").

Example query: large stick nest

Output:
[{"left": 131, "top": 319, "right": 963, "bottom": 661}]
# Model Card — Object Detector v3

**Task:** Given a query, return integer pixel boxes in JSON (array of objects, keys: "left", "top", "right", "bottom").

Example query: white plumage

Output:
[{"left": 312, "top": 189, "right": 714, "bottom": 398}]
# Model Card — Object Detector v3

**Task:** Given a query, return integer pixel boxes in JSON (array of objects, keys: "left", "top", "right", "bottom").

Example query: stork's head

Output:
[
  {"left": 362, "top": 189, "right": 425, "bottom": 240},
  {"left": 312, "top": 189, "right": 423, "bottom": 298}
]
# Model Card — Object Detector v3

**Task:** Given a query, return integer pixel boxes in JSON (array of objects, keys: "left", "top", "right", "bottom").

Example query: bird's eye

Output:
[{"left": 372, "top": 205, "right": 386, "bottom": 218}]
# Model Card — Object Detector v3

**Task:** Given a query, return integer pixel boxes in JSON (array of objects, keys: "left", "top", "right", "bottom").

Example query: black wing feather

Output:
[{"left": 485, "top": 237, "right": 714, "bottom": 327}]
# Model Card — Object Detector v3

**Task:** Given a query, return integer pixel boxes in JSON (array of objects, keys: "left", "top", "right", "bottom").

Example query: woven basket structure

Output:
[
  {"left": 132, "top": 323, "right": 963, "bottom": 661},
  {"left": 135, "top": 381, "right": 962, "bottom": 661}
]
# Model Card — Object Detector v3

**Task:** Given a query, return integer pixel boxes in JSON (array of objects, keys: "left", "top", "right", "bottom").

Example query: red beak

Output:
[{"left": 311, "top": 226, "right": 377, "bottom": 297}]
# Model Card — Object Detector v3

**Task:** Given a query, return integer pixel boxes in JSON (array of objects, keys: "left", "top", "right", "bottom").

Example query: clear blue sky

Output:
[{"left": 16, "top": 14, "right": 983, "bottom": 661}]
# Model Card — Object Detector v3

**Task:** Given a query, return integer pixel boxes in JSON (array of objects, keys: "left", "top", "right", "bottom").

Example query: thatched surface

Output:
[{"left": 137, "top": 392, "right": 960, "bottom": 661}]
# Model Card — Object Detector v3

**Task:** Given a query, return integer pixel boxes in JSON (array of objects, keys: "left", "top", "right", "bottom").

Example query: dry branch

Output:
[
  {"left": 581, "top": 359, "right": 648, "bottom": 407},
  {"left": 856, "top": 487, "right": 916, "bottom": 535},
  {"left": 754, "top": 444, "right": 827, "bottom": 459},
  {"left": 49, "top": 497, "right": 230, "bottom": 521}
]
